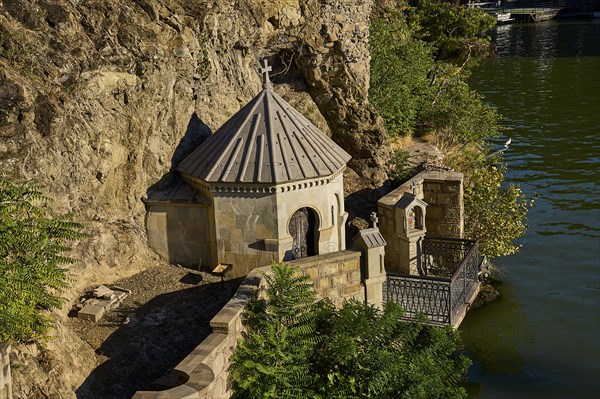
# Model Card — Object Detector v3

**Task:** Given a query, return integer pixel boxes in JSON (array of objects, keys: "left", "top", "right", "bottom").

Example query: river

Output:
[{"left": 461, "top": 20, "right": 600, "bottom": 398}]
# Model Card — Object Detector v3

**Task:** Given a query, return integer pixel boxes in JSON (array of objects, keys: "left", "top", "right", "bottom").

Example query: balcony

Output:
[{"left": 384, "top": 237, "right": 482, "bottom": 328}]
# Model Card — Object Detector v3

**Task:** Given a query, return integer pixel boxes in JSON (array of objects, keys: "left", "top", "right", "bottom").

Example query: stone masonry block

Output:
[
  {"left": 78, "top": 304, "right": 105, "bottom": 322},
  {"left": 424, "top": 182, "right": 442, "bottom": 192},
  {"left": 321, "top": 263, "right": 340, "bottom": 276},
  {"left": 342, "top": 282, "right": 361, "bottom": 296},
  {"left": 343, "top": 260, "right": 358, "bottom": 271},
  {"left": 327, "top": 288, "right": 340, "bottom": 299},
  {"left": 319, "top": 277, "right": 331, "bottom": 289},
  {"left": 443, "top": 183, "right": 461, "bottom": 193},
  {"left": 305, "top": 267, "right": 319, "bottom": 280},
  {"left": 332, "top": 274, "right": 348, "bottom": 287},
  {"left": 350, "top": 270, "right": 361, "bottom": 282}
]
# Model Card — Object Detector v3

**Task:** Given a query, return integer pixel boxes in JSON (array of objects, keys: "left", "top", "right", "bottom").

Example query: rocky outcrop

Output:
[{"left": 0, "top": 0, "right": 390, "bottom": 397}]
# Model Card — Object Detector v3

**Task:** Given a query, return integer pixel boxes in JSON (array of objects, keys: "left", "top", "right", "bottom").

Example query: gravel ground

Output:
[{"left": 69, "top": 264, "right": 241, "bottom": 399}]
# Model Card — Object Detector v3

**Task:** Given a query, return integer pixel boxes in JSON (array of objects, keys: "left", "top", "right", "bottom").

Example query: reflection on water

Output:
[
  {"left": 462, "top": 20, "right": 600, "bottom": 399},
  {"left": 461, "top": 283, "right": 529, "bottom": 375}
]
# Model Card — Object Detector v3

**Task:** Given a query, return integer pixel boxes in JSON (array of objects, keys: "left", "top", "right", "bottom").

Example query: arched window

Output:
[
  {"left": 408, "top": 206, "right": 424, "bottom": 232},
  {"left": 331, "top": 205, "right": 335, "bottom": 226},
  {"left": 414, "top": 206, "right": 423, "bottom": 230}
]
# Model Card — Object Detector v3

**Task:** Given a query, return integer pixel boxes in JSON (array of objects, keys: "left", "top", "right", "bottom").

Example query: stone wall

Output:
[
  {"left": 206, "top": 172, "right": 347, "bottom": 278},
  {"left": 132, "top": 250, "right": 363, "bottom": 399},
  {"left": 422, "top": 175, "right": 463, "bottom": 238},
  {"left": 212, "top": 192, "right": 279, "bottom": 278},
  {"left": 0, "top": 343, "right": 11, "bottom": 399},
  {"left": 378, "top": 170, "right": 463, "bottom": 274},
  {"left": 288, "top": 250, "right": 363, "bottom": 307},
  {"left": 145, "top": 202, "right": 214, "bottom": 268}
]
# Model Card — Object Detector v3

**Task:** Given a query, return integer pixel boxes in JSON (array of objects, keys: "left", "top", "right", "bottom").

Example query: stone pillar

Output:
[
  {"left": 363, "top": 249, "right": 386, "bottom": 310},
  {"left": 0, "top": 343, "right": 12, "bottom": 399},
  {"left": 353, "top": 214, "right": 387, "bottom": 309}
]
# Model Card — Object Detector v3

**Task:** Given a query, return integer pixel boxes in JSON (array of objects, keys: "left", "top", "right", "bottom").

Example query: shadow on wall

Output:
[
  {"left": 75, "top": 277, "right": 243, "bottom": 399},
  {"left": 144, "top": 114, "right": 214, "bottom": 269},
  {"left": 344, "top": 183, "right": 392, "bottom": 247},
  {"left": 147, "top": 113, "right": 212, "bottom": 193}
]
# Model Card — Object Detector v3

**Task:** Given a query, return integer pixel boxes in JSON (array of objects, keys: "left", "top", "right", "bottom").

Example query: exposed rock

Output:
[
  {"left": 349, "top": 217, "right": 369, "bottom": 231},
  {"left": 470, "top": 283, "right": 501, "bottom": 311},
  {"left": 0, "top": 0, "right": 390, "bottom": 396}
]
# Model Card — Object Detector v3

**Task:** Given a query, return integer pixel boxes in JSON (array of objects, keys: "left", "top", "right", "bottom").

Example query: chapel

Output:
[{"left": 145, "top": 61, "right": 351, "bottom": 277}]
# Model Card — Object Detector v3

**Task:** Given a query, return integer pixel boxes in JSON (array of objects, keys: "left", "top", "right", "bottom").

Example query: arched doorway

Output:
[{"left": 289, "top": 207, "right": 317, "bottom": 259}]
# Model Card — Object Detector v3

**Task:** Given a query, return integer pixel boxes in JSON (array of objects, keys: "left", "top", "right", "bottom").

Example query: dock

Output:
[
  {"left": 508, "top": 7, "right": 561, "bottom": 22},
  {"left": 468, "top": 0, "right": 568, "bottom": 23}
]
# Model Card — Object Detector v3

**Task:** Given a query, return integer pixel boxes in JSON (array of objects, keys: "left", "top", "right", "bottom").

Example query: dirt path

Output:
[{"left": 70, "top": 265, "right": 241, "bottom": 399}]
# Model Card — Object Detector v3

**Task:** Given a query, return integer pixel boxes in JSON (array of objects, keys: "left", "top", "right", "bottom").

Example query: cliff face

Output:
[{"left": 0, "top": 0, "right": 390, "bottom": 396}]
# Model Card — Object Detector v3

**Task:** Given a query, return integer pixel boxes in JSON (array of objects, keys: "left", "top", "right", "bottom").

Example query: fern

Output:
[
  {"left": 229, "top": 263, "right": 470, "bottom": 399},
  {"left": 230, "top": 262, "right": 320, "bottom": 399},
  {"left": 0, "top": 177, "right": 83, "bottom": 344}
]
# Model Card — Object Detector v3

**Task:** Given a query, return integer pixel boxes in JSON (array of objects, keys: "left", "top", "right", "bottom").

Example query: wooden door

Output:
[{"left": 289, "top": 207, "right": 311, "bottom": 259}]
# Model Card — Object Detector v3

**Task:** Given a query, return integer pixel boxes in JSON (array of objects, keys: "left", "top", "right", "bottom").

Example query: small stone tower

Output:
[
  {"left": 353, "top": 212, "right": 387, "bottom": 309},
  {"left": 175, "top": 60, "right": 352, "bottom": 277},
  {"left": 393, "top": 189, "right": 427, "bottom": 275}
]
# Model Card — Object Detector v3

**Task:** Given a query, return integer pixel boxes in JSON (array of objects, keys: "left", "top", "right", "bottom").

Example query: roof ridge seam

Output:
[{"left": 206, "top": 91, "right": 267, "bottom": 180}]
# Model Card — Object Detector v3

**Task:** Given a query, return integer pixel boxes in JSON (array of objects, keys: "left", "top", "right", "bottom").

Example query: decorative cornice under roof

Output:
[{"left": 181, "top": 167, "right": 345, "bottom": 195}]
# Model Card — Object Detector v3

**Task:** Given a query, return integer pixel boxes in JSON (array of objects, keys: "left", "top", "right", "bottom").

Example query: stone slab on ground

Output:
[
  {"left": 77, "top": 305, "right": 105, "bottom": 322},
  {"left": 76, "top": 285, "right": 132, "bottom": 322}
]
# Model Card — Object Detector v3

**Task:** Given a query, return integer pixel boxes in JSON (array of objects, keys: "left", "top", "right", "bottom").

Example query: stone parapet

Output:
[{"left": 288, "top": 250, "right": 363, "bottom": 306}]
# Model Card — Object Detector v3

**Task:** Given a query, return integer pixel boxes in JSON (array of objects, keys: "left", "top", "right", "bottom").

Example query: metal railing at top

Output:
[
  {"left": 386, "top": 238, "right": 480, "bottom": 325},
  {"left": 502, "top": 0, "right": 567, "bottom": 12}
]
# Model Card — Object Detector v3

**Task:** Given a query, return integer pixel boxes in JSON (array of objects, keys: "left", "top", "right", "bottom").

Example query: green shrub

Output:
[
  {"left": 449, "top": 152, "right": 533, "bottom": 258},
  {"left": 230, "top": 262, "right": 470, "bottom": 399},
  {"left": 389, "top": 149, "right": 416, "bottom": 186},
  {"left": 0, "top": 177, "right": 83, "bottom": 344}
]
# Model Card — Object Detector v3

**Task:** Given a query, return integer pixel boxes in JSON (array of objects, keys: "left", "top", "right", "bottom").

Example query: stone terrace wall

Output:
[
  {"left": 0, "top": 343, "right": 11, "bottom": 399},
  {"left": 288, "top": 250, "right": 363, "bottom": 306},
  {"left": 132, "top": 250, "right": 363, "bottom": 399}
]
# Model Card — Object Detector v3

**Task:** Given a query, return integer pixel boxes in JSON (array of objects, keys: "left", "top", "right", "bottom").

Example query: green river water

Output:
[{"left": 462, "top": 20, "right": 600, "bottom": 398}]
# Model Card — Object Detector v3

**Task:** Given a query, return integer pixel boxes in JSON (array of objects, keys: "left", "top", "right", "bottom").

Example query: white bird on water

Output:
[{"left": 504, "top": 137, "right": 512, "bottom": 148}]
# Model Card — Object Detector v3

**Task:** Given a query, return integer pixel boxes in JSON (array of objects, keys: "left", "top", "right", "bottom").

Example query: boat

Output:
[{"left": 495, "top": 12, "right": 515, "bottom": 23}]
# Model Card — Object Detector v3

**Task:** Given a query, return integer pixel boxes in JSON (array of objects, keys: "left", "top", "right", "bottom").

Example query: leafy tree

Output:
[
  {"left": 369, "top": 0, "right": 530, "bottom": 260},
  {"left": 229, "top": 262, "right": 321, "bottom": 398},
  {"left": 230, "top": 262, "right": 471, "bottom": 399},
  {"left": 370, "top": 11, "right": 434, "bottom": 137},
  {"left": 314, "top": 301, "right": 470, "bottom": 399},
  {"left": 417, "top": 71, "right": 503, "bottom": 148},
  {"left": 409, "top": 0, "right": 495, "bottom": 67},
  {"left": 0, "top": 177, "right": 83, "bottom": 343},
  {"left": 448, "top": 151, "right": 533, "bottom": 258},
  {"left": 370, "top": 0, "right": 498, "bottom": 143}
]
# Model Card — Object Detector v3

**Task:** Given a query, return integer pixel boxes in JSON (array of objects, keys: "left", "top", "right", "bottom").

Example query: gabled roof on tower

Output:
[{"left": 177, "top": 60, "right": 351, "bottom": 185}]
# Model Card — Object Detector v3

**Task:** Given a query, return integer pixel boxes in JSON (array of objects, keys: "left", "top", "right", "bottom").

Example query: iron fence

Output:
[
  {"left": 386, "top": 238, "right": 480, "bottom": 326},
  {"left": 422, "top": 237, "right": 475, "bottom": 278}
]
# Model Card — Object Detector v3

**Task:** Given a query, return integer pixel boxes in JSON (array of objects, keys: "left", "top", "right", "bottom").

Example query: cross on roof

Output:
[
  {"left": 370, "top": 212, "right": 379, "bottom": 228},
  {"left": 260, "top": 59, "right": 272, "bottom": 89},
  {"left": 411, "top": 180, "right": 419, "bottom": 195}
]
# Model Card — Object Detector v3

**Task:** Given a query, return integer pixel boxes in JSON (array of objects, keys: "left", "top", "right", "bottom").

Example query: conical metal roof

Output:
[{"left": 177, "top": 62, "right": 351, "bottom": 185}]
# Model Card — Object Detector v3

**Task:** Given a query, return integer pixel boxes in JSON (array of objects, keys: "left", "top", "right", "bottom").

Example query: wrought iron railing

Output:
[
  {"left": 422, "top": 237, "right": 475, "bottom": 278},
  {"left": 386, "top": 274, "right": 451, "bottom": 324},
  {"left": 449, "top": 241, "right": 480, "bottom": 321},
  {"left": 386, "top": 238, "right": 480, "bottom": 326}
]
